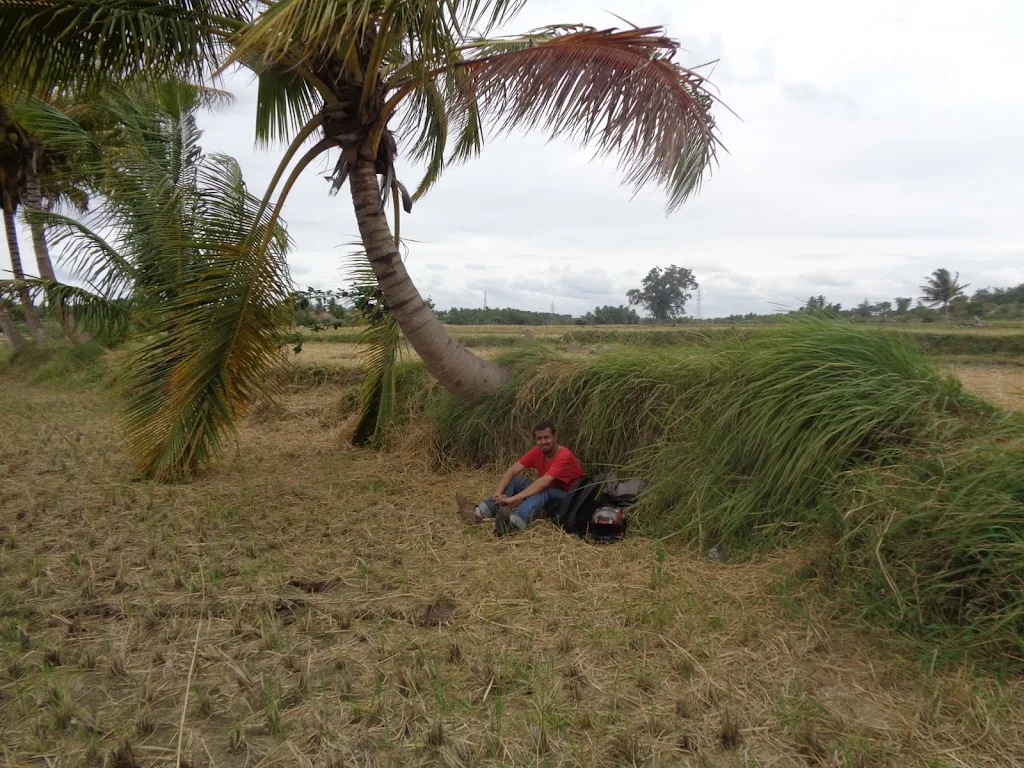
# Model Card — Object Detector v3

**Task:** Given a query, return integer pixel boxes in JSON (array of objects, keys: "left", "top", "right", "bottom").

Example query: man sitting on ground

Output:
[{"left": 456, "top": 420, "right": 584, "bottom": 536}]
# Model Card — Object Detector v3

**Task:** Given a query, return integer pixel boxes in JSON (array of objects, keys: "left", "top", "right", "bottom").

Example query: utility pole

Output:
[
  {"left": 484, "top": 290, "right": 488, "bottom": 310},
  {"left": 696, "top": 287, "right": 703, "bottom": 322},
  {"left": 550, "top": 301, "right": 556, "bottom": 325}
]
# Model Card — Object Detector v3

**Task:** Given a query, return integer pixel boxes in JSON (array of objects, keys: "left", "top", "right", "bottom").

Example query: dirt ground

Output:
[
  {"left": 942, "top": 361, "right": 1024, "bottom": 413},
  {"left": 3, "top": 372, "right": 1024, "bottom": 767}
]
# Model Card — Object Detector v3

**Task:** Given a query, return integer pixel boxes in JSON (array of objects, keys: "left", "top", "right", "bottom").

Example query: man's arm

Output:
[
  {"left": 505, "top": 474, "right": 555, "bottom": 505},
  {"left": 494, "top": 462, "right": 525, "bottom": 498}
]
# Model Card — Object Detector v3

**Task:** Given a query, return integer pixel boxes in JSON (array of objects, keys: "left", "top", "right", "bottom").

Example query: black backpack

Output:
[{"left": 551, "top": 474, "right": 647, "bottom": 541}]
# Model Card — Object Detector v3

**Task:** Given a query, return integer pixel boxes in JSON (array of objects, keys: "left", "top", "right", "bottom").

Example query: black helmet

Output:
[{"left": 589, "top": 504, "right": 627, "bottom": 542}]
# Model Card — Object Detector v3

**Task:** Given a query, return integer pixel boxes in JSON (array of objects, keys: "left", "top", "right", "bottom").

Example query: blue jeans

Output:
[{"left": 481, "top": 476, "right": 567, "bottom": 528}]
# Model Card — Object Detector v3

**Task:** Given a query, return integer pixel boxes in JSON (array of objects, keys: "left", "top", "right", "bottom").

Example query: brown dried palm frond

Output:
[{"left": 455, "top": 25, "right": 724, "bottom": 211}]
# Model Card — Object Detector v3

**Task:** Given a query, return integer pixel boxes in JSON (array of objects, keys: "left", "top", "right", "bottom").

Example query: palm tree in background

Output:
[
  {"left": 920, "top": 268, "right": 968, "bottom": 321},
  {"left": 3, "top": 0, "right": 724, "bottom": 399},
  {"left": 1, "top": 102, "right": 49, "bottom": 342},
  {"left": 3, "top": 90, "right": 98, "bottom": 340}
]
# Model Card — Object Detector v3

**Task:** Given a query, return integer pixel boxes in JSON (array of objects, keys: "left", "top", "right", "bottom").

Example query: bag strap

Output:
[
  {"left": 565, "top": 476, "right": 605, "bottom": 534},
  {"left": 551, "top": 477, "right": 583, "bottom": 525}
]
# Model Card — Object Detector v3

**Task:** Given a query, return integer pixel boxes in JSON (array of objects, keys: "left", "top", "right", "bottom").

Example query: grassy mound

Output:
[{"left": 398, "top": 323, "right": 1024, "bottom": 664}]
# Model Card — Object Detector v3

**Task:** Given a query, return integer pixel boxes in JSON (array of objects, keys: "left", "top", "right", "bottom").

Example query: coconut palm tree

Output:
[
  {"left": 920, "top": 268, "right": 968, "bottom": 322},
  {"left": 3, "top": 82, "right": 293, "bottom": 479},
  {"left": 12, "top": 97, "right": 95, "bottom": 282},
  {"left": 2, "top": 91, "right": 99, "bottom": 341},
  {"left": 1, "top": 103, "right": 49, "bottom": 342},
  {"left": 3, "top": 0, "right": 723, "bottom": 399}
]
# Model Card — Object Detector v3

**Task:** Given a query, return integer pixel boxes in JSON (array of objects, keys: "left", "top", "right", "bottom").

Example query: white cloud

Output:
[{"left": 5, "top": 0, "right": 1024, "bottom": 319}]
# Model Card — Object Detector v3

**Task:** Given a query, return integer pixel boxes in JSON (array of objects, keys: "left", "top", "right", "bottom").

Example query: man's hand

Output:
[
  {"left": 494, "top": 493, "right": 522, "bottom": 509},
  {"left": 493, "top": 462, "right": 525, "bottom": 507}
]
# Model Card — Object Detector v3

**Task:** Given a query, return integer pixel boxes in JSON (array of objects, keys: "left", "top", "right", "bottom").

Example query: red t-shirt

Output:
[{"left": 518, "top": 446, "right": 584, "bottom": 491}]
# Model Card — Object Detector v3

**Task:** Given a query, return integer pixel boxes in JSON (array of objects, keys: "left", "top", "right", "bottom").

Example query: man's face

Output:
[{"left": 534, "top": 428, "right": 557, "bottom": 456}]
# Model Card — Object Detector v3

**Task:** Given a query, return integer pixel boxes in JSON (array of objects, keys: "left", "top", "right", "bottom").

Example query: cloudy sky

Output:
[{"left": 6, "top": 0, "right": 1024, "bottom": 318}]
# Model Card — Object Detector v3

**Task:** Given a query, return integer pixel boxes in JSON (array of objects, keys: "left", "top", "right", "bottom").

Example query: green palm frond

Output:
[
  {"left": 400, "top": 79, "right": 449, "bottom": 200},
  {"left": 391, "top": 56, "right": 485, "bottom": 198},
  {"left": 459, "top": 24, "right": 590, "bottom": 55},
  {"left": 252, "top": 60, "right": 325, "bottom": 147},
  {"left": 352, "top": 311, "right": 404, "bottom": 447},
  {"left": 15, "top": 80, "right": 296, "bottom": 479},
  {"left": 22, "top": 209, "right": 137, "bottom": 297},
  {"left": 445, "top": 69, "right": 484, "bottom": 165},
  {"left": 6, "top": 94, "right": 100, "bottom": 162},
  {"left": 49, "top": 185, "right": 91, "bottom": 215},
  {"left": 6, "top": 95, "right": 100, "bottom": 216},
  {"left": 230, "top": 0, "right": 524, "bottom": 75},
  {"left": 343, "top": 245, "right": 406, "bottom": 447},
  {"left": 0, "top": 0, "right": 245, "bottom": 95},
  {"left": 90, "top": 83, "right": 217, "bottom": 297},
  {"left": 121, "top": 153, "right": 293, "bottom": 480},
  {"left": 0, "top": 277, "right": 137, "bottom": 338}
]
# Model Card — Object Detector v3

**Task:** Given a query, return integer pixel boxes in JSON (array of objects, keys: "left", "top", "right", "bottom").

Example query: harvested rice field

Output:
[{"left": 3, "top": 360, "right": 1024, "bottom": 767}]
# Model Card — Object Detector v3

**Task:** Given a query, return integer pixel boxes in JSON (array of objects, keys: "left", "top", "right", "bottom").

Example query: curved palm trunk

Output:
[
  {"left": 3, "top": 207, "right": 47, "bottom": 343},
  {"left": 0, "top": 304, "right": 27, "bottom": 350},
  {"left": 22, "top": 164, "right": 57, "bottom": 282},
  {"left": 23, "top": 162, "right": 86, "bottom": 342},
  {"left": 348, "top": 161, "right": 511, "bottom": 400}
]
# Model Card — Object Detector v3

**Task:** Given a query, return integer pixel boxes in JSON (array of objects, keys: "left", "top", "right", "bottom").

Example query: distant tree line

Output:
[
  {"left": 780, "top": 269, "right": 1017, "bottom": 325},
  {"left": 675, "top": 269, "right": 1016, "bottom": 325},
  {"left": 286, "top": 265, "right": 1024, "bottom": 330},
  {"left": 436, "top": 307, "right": 575, "bottom": 326},
  {"left": 577, "top": 305, "right": 640, "bottom": 325}
]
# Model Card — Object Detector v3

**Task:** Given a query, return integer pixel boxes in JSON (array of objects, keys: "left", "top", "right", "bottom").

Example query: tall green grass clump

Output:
[
  {"left": 826, "top": 431, "right": 1024, "bottom": 661},
  {"left": 412, "top": 322, "right": 1024, "bottom": 663},
  {"left": 0, "top": 341, "right": 108, "bottom": 385},
  {"left": 425, "top": 343, "right": 705, "bottom": 468},
  {"left": 425, "top": 324, "right": 970, "bottom": 479},
  {"left": 635, "top": 325, "right": 972, "bottom": 547}
]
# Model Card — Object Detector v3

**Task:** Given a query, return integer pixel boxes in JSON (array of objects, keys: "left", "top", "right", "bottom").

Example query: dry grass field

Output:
[
  {"left": 941, "top": 361, "right": 1024, "bottom": 413},
  {"left": 3, "top": 345, "right": 1024, "bottom": 768}
]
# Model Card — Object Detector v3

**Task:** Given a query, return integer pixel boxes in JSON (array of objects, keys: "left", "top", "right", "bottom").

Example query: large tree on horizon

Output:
[
  {"left": 627, "top": 264, "right": 699, "bottom": 323},
  {"left": 2, "top": 0, "right": 723, "bottom": 399}
]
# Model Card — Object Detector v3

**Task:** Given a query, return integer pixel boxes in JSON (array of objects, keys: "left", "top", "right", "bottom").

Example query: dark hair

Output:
[{"left": 533, "top": 419, "right": 557, "bottom": 435}]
